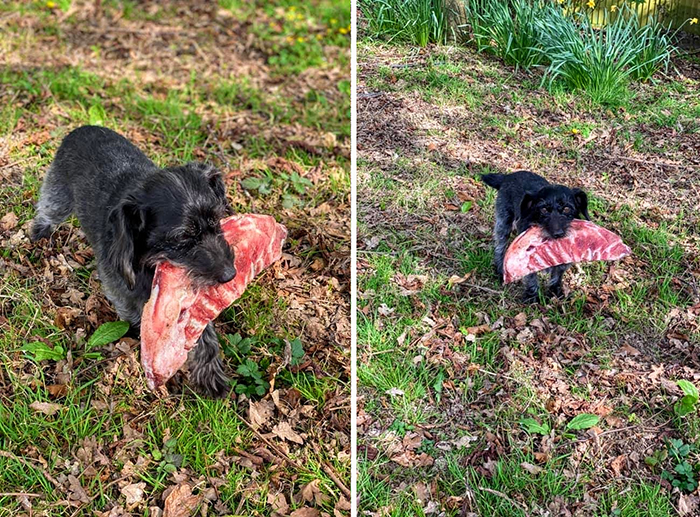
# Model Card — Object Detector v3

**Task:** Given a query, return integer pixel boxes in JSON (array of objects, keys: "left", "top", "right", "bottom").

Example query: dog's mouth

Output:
[{"left": 541, "top": 227, "right": 570, "bottom": 241}]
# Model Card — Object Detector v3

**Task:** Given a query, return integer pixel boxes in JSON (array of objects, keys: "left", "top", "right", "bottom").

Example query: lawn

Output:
[
  {"left": 0, "top": 1, "right": 350, "bottom": 515},
  {"left": 356, "top": 29, "right": 700, "bottom": 517}
]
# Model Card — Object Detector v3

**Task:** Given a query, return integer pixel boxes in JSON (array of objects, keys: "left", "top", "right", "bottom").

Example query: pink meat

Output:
[
  {"left": 503, "top": 219, "right": 631, "bottom": 284},
  {"left": 140, "top": 214, "right": 287, "bottom": 390}
]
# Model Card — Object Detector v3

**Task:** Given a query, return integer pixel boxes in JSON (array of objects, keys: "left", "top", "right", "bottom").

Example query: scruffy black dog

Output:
[
  {"left": 481, "top": 171, "right": 590, "bottom": 303},
  {"left": 31, "top": 126, "right": 236, "bottom": 397}
]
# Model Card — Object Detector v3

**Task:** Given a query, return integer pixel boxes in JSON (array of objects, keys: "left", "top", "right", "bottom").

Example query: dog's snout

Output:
[
  {"left": 552, "top": 229, "right": 566, "bottom": 238},
  {"left": 218, "top": 264, "right": 236, "bottom": 284}
]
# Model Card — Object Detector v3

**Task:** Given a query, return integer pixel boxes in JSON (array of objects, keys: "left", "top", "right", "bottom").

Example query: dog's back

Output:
[{"left": 481, "top": 171, "right": 549, "bottom": 193}]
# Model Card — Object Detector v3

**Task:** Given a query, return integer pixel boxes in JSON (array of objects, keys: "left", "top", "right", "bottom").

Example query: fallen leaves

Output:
[
  {"left": 163, "top": 484, "right": 202, "bottom": 517},
  {"left": 0, "top": 211, "right": 18, "bottom": 232},
  {"left": 272, "top": 421, "right": 305, "bottom": 445},
  {"left": 29, "top": 401, "right": 63, "bottom": 416}
]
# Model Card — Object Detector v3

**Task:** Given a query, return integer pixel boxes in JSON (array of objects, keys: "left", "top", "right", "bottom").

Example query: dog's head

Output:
[
  {"left": 108, "top": 162, "right": 236, "bottom": 289},
  {"left": 520, "top": 185, "right": 589, "bottom": 239}
]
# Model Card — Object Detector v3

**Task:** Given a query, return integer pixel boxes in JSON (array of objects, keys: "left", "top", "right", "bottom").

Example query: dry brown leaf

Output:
[
  {"left": 413, "top": 481, "right": 430, "bottom": 503},
  {"left": 268, "top": 492, "right": 289, "bottom": 515},
  {"left": 29, "top": 401, "right": 63, "bottom": 416},
  {"left": 520, "top": 462, "right": 543, "bottom": 475},
  {"left": 617, "top": 343, "right": 640, "bottom": 356},
  {"left": 390, "top": 451, "right": 434, "bottom": 468},
  {"left": 609, "top": 454, "right": 626, "bottom": 477},
  {"left": 0, "top": 212, "right": 18, "bottom": 232},
  {"left": 163, "top": 483, "right": 202, "bottom": 517},
  {"left": 464, "top": 324, "right": 491, "bottom": 336},
  {"left": 513, "top": 312, "right": 527, "bottom": 328},
  {"left": 447, "top": 273, "right": 472, "bottom": 286},
  {"left": 272, "top": 421, "right": 304, "bottom": 444},
  {"left": 678, "top": 494, "right": 700, "bottom": 516},
  {"left": 249, "top": 399, "right": 275, "bottom": 430},
  {"left": 121, "top": 482, "right": 146, "bottom": 507},
  {"left": 300, "top": 479, "right": 331, "bottom": 506},
  {"left": 290, "top": 509, "right": 320, "bottom": 517}
]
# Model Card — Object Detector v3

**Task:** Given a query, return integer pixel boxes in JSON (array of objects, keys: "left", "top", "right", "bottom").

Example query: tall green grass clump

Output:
[
  {"left": 360, "top": 0, "right": 448, "bottom": 46},
  {"left": 536, "top": 4, "right": 676, "bottom": 104},
  {"left": 630, "top": 16, "right": 676, "bottom": 81},
  {"left": 459, "top": 1, "right": 679, "bottom": 105},
  {"left": 462, "top": 0, "right": 545, "bottom": 69}
]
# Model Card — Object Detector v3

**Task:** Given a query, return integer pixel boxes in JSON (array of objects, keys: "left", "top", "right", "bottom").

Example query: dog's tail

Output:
[{"left": 480, "top": 173, "right": 506, "bottom": 190}]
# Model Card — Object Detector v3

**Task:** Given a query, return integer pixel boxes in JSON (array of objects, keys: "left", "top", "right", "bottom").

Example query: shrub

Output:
[{"left": 360, "top": 0, "right": 448, "bottom": 46}]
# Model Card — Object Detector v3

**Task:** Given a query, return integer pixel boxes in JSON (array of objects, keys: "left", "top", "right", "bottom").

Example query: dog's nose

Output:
[
  {"left": 552, "top": 230, "right": 566, "bottom": 239},
  {"left": 218, "top": 266, "right": 236, "bottom": 284}
]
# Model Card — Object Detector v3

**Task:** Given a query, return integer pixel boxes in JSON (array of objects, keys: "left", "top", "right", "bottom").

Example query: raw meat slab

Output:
[
  {"left": 141, "top": 214, "right": 287, "bottom": 390},
  {"left": 503, "top": 219, "right": 631, "bottom": 284}
]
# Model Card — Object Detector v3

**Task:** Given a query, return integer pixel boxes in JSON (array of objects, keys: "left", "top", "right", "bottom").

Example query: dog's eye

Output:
[
  {"left": 563, "top": 207, "right": 572, "bottom": 214},
  {"left": 540, "top": 207, "right": 550, "bottom": 214}
]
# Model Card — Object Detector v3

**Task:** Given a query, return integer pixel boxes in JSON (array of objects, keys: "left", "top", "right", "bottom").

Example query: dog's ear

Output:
[
  {"left": 572, "top": 189, "right": 590, "bottom": 220},
  {"left": 520, "top": 193, "right": 536, "bottom": 218},
  {"left": 108, "top": 196, "right": 145, "bottom": 290},
  {"left": 194, "top": 163, "right": 229, "bottom": 209}
]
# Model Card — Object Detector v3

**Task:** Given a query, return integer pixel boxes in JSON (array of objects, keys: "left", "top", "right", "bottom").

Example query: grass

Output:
[
  {"left": 360, "top": 0, "right": 447, "bottom": 46},
  {"left": 453, "top": 0, "right": 683, "bottom": 105},
  {"left": 0, "top": 1, "right": 349, "bottom": 515},
  {"left": 357, "top": 35, "right": 700, "bottom": 516}
]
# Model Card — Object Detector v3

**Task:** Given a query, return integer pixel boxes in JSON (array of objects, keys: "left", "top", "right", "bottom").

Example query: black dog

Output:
[
  {"left": 481, "top": 171, "right": 589, "bottom": 303},
  {"left": 31, "top": 126, "right": 236, "bottom": 397}
]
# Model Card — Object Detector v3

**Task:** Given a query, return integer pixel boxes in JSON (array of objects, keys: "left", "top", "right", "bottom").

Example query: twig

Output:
[
  {"left": 321, "top": 462, "right": 351, "bottom": 499},
  {"left": 478, "top": 486, "right": 530, "bottom": 516},
  {"left": 0, "top": 492, "right": 42, "bottom": 498},
  {"left": 0, "top": 158, "right": 30, "bottom": 170},
  {"left": 0, "top": 451, "right": 62, "bottom": 488},
  {"left": 475, "top": 367, "right": 521, "bottom": 384},
  {"left": 462, "top": 283, "right": 502, "bottom": 295},
  {"left": 68, "top": 474, "right": 131, "bottom": 517}
]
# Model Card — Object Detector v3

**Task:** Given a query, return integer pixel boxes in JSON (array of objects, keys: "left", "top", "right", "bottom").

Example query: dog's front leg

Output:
[
  {"left": 546, "top": 264, "right": 569, "bottom": 298},
  {"left": 188, "top": 323, "right": 230, "bottom": 398},
  {"left": 522, "top": 273, "right": 539, "bottom": 303}
]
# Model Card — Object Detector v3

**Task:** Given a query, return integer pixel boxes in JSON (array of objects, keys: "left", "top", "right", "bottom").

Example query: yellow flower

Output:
[
  {"left": 587, "top": 0, "right": 595, "bottom": 8},
  {"left": 339, "top": 27, "right": 348, "bottom": 34},
  {"left": 691, "top": 18, "right": 698, "bottom": 25},
  {"left": 46, "top": 0, "right": 56, "bottom": 7},
  {"left": 330, "top": 18, "right": 338, "bottom": 25},
  {"left": 296, "top": 36, "right": 305, "bottom": 43},
  {"left": 610, "top": 5, "right": 617, "bottom": 12},
  {"left": 316, "top": 33, "right": 323, "bottom": 40},
  {"left": 290, "top": 6, "right": 296, "bottom": 11},
  {"left": 286, "top": 36, "right": 295, "bottom": 43},
  {"left": 571, "top": 128, "right": 580, "bottom": 134},
  {"left": 557, "top": 0, "right": 564, "bottom": 4}
]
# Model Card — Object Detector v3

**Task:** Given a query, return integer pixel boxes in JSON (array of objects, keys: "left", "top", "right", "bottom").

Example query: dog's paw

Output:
[
  {"left": 522, "top": 290, "right": 540, "bottom": 304},
  {"left": 547, "top": 285, "right": 566, "bottom": 299},
  {"left": 30, "top": 221, "right": 52, "bottom": 242}
]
